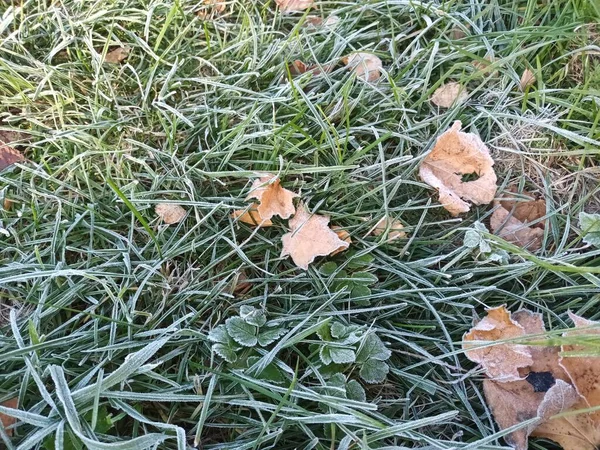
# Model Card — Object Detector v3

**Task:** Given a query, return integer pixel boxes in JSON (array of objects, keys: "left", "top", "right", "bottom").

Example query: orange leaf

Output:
[
  {"left": 281, "top": 203, "right": 349, "bottom": 270},
  {"left": 231, "top": 204, "right": 273, "bottom": 228},
  {"left": 245, "top": 174, "right": 299, "bottom": 221},
  {"left": 419, "top": 121, "right": 497, "bottom": 216}
]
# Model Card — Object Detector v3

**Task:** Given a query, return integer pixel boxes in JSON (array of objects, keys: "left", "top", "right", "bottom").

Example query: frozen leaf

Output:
[
  {"left": 430, "top": 82, "right": 469, "bottom": 108},
  {"left": 289, "top": 60, "right": 334, "bottom": 77},
  {"left": 346, "top": 379, "right": 366, "bottom": 402},
  {"left": 257, "top": 326, "right": 287, "bottom": 347},
  {"left": 239, "top": 305, "right": 267, "bottom": 327},
  {"left": 360, "top": 359, "right": 389, "bottom": 384},
  {"left": 490, "top": 202, "right": 544, "bottom": 250},
  {"left": 356, "top": 333, "right": 391, "bottom": 363},
  {"left": 306, "top": 15, "right": 340, "bottom": 27},
  {"left": 225, "top": 316, "right": 258, "bottom": 347},
  {"left": 520, "top": 68, "right": 536, "bottom": 91},
  {"left": 0, "top": 145, "right": 24, "bottom": 171},
  {"left": 499, "top": 189, "right": 546, "bottom": 226},
  {"left": 275, "top": 0, "right": 314, "bottom": 12},
  {"left": 342, "top": 53, "right": 383, "bottom": 82},
  {"left": 419, "top": 121, "right": 497, "bottom": 216},
  {"left": 559, "top": 313, "right": 600, "bottom": 423},
  {"left": 484, "top": 378, "right": 580, "bottom": 450},
  {"left": 231, "top": 204, "right": 273, "bottom": 227},
  {"left": 213, "top": 344, "right": 237, "bottom": 363},
  {"left": 0, "top": 398, "right": 17, "bottom": 437},
  {"left": 281, "top": 203, "right": 349, "bottom": 270},
  {"left": 246, "top": 174, "right": 298, "bottom": 221},
  {"left": 579, "top": 212, "right": 600, "bottom": 247},
  {"left": 320, "top": 346, "right": 333, "bottom": 365},
  {"left": 329, "top": 347, "right": 356, "bottom": 364},
  {"left": 463, "top": 305, "right": 533, "bottom": 382},
  {"left": 208, "top": 324, "right": 229, "bottom": 344},
  {"left": 155, "top": 203, "right": 186, "bottom": 224},
  {"left": 331, "top": 226, "right": 352, "bottom": 256},
  {"left": 372, "top": 217, "right": 406, "bottom": 241},
  {"left": 227, "top": 270, "right": 252, "bottom": 296},
  {"left": 104, "top": 46, "right": 130, "bottom": 64}
]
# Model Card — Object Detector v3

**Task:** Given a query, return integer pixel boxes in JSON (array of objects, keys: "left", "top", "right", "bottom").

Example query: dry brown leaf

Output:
[
  {"left": 289, "top": 60, "right": 334, "bottom": 77},
  {"left": 450, "top": 27, "right": 467, "bottom": 39},
  {"left": 1, "top": 397, "right": 18, "bottom": 437},
  {"left": 419, "top": 121, "right": 497, "bottom": 216},
  {"left": 499, "top": 188, "right": 546, "bottom": 227},
  {"left": 484, "top": 378, "right": 580, "bottom": 450},
  {"left": 0, "top": 145, "right": 24, "bottom": 171},
  {"left": 227, "top": 270, "right": 252, "bottom": 296},
  {"left": 231, "top": 205, "right": 273, "bottom": 228},
  {"left": 155, "top": 203, "right": 186, "bottom": 225},
  {"left": 197, "top": 0, "right": 226, "bottom": 18},
  {"left": 104, "top": 46, "right": 130, "bottom": 64},
  {"left": 342, "top": 53, "right": 382, "bottom": 82},
  {"left": 275, "top": 0, "right": 314, "bottom": 12},
  {"left": 305, "top": 15, "right": 339, "bottom": 27},
  {"left": 430, "top": 82, "right": 469, "bottom": 108},
  {"left": 246, "top": 174, "right": 298, "bottom": 221},
  {"left": 281, "top": 203, "right": 349, "bottom": 270},
  {"left": 520, "top": 68, "right": 536, "bottom": 91},
  {"left": 463, "top": 306, "right": 533, "bottom": 381},
  {"left": 490, "top": 204, "right": 545, "bottom": 251},
  {"left": 372, "top": 217, "right": 406, "bottom": 241},
  {"left": 331, "top": 226, "right": 352, "bottom": 256}
]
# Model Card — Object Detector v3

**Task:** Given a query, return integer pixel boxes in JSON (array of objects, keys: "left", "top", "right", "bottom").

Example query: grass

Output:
[{"left": 1, "top": 0, "right": 600, "bottom": 448}]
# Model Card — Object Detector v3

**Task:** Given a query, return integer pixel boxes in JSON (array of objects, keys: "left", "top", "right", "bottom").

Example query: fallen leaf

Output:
[
  {"left": 227, "top": 270, "right": 252, "bottom": 296},
  {"left": 342, "top": 53, "right": 382, "bottom": 82},
  {"left": 430, "top": 82, "right": 469, "bottom": 108},
  {"left": 560, "top": 313, "right": 600, "bottom": 422},
  {"left": 490, "top": 203, "right": 545, "bottom": 250},
  {"left": 155, "top": 203, "right": 186, "bottom": 225},
  {"left": 471, "top": 55, "right": 497, "bottom": 76},
  {"left": 520, "top": 68, "right": 536, "bottom": 91},
  {"left": 331, "top": 226, "right": 352, "bottom": 256},
  {"left": 197, "top": 0, "right": 226, "bottom": 18},
  {"left": 450, "top": 27, "right": 467, "bottom": 39},
  {"left": 104, "top": 46, "right": 130, "bottom": 64},
  {"left": 484, "top": 378, "right": 580, "bottom": 450},
  {"left": 372, "top": 217, "right": 406, "bottom": 241},
  {"left": 281, "top": 203, "right": 349, "bottom": 270},
  {"left": 499, "top": 188, "right": 546, "bottom": 227},
  {"left": 463, "top": 306, "right": 533, "bottom": 382},
  {"left": 1, "top": 397, "right": 18, "bottom": 437},
  {"left": 275, "top": 0, "right": 314, "bottom": 12},
  {"left": 245, "top": 174, "right": 298, "bottom": 221},
  {"left": 231, "top": 204, "right": 273, "bottom": 227},
  {"left": 0, "top": 145, "right": 24, "bottom": 171},
  {"left": 418, "top": 121, "right": 497, "bottom": 216},
  {"left": 305, "top": 15, "right": 339, "bottom": 27}
]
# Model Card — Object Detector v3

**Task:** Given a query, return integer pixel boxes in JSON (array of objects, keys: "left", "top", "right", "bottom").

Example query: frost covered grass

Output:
[{"left": 1, "top": 0, "right": 600, "bottom": 448}]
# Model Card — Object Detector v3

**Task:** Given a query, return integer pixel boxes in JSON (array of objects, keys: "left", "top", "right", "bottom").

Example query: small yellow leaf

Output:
[
  {"left": 155, "top": 203, "right": 186, "bottom": 224},
  {"left": 430, "top": 82, "right": 469, "bottom": 108},
  {"left": 281, "top": 204, "right": 349, "bottom": 270},
  {"left": 245, "top": 174, "right": 299, "bottom": 221},
  {"left": 342, "top": 53, "right": 383, "bottom": 82}
]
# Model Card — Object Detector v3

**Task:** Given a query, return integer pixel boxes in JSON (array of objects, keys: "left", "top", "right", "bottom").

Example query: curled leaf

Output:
[
  {"left": 155, "top": 203, "right": 186, "bottom": 225},
  {"left": 342, "top": 53, "right": 382, "bottom": 82},
  {"left": 520, "top": 68, "right": 536, "bottom": 91},
  {"left": 1, "top": 397, "right": 18, "bottom": 437},
  {"left": 245, "top": 174, "right": 298, "bottom": 221},
  {"left": 281, "top": 203, "right": 349, "bottom": 270},
  {"left": 419, "top": 121, "right": 497, "bottom": 216},
  {"left": 104, "top": 46, "right": 130, "bottom": 64},
  {"left": 275, "top": 0, "right": 314, "bottom": 12},
  {"left": 289, "top": 60, "right": 334, "bottom": 77},
  {"left": 463, "top": 305, "right": 533, "bottom": 381},
  {"left": 430, "top": 82, "right": 469, "bottom": 108}
]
